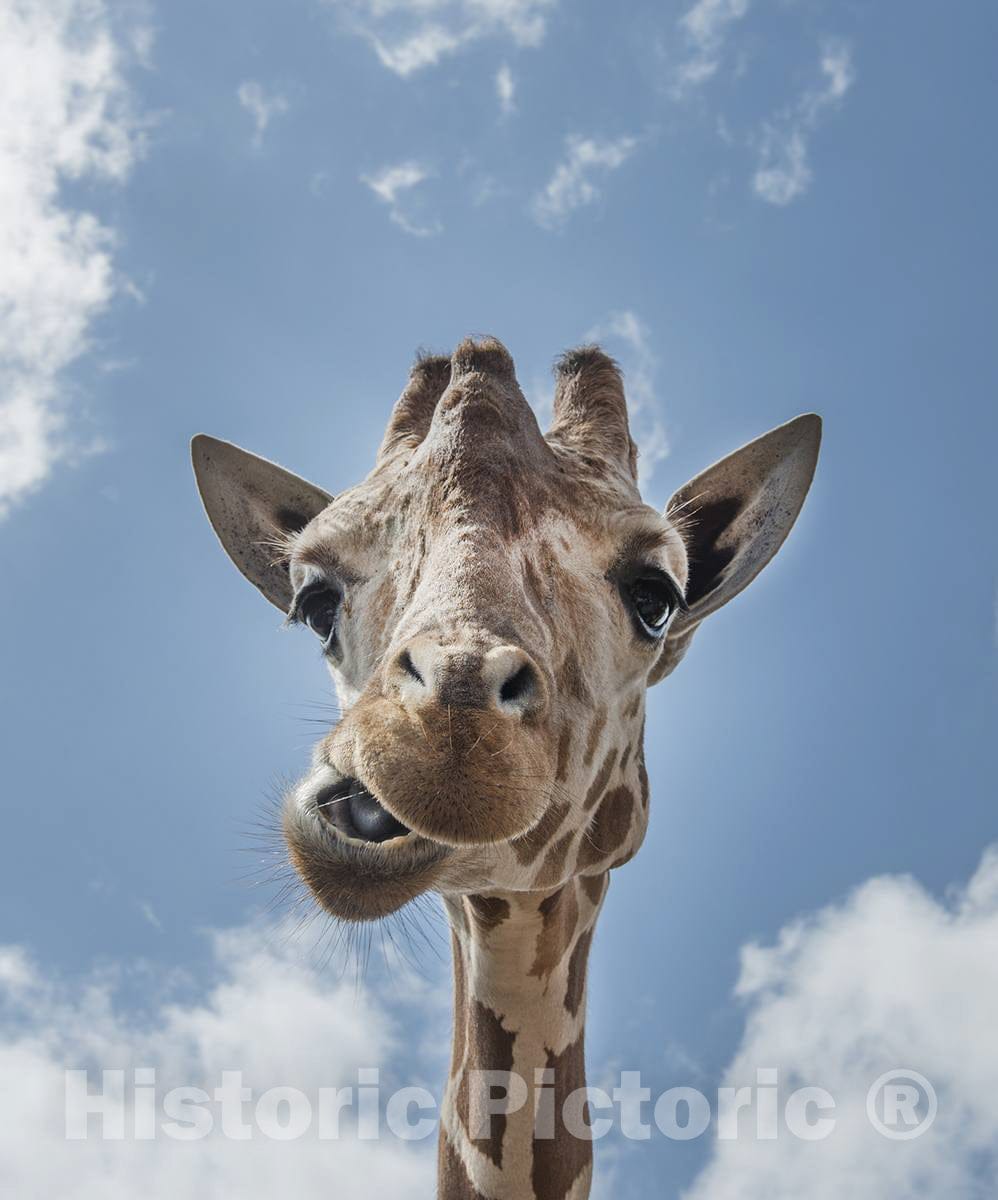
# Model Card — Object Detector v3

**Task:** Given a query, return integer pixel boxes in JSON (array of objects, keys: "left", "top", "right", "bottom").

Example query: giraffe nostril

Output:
[
  {"left": 397, "top": 649, "right": 425, "bottom": 687},
  {"left": 499, "top": 662, "right": 536, "bottom": 705},
  {"left": 393, "top": 640, "right": 545, "bottom": 715}
]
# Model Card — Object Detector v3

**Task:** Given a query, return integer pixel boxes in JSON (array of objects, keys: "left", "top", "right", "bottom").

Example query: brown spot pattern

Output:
[
  {"left": 555, "top": 725, "right": 572, "bottom": 782},
  {"left": 584, "top": 747, "right": 618, "bottom": 811},
  {"left": 564, "top": 926, "right": 595, "bottom": 1018},
  {"left": 530, "top": 1035, "right": 592, "bottom": 1200},
  {"left": 637, "top": 734, "right": 650, "bottom": 811},
  {"left": 529, "top": 885, "right": 580, "bottom": 979},
  {"left": 535, "top": 829, "right": 575, "bottom": 888},
  {"left": 439, "top": 1131, "right": 488, "bottom": 1200},
  {"left": 583, "top": 705, "right": 607, "bottom": 766},
  {"left": 455, "top": 1000, "right": 517, "bottom": 1168},
  {"left": 557, "top": 649, "right": 592, "bottom": 706},
  {"left": 579, "top": 872, "right": 607, "bottom": 907},
  {"left": 578, "top": 785, "right": 635, "bottom": 869},
  {"left": 512, "top": 798, "right": 570, "bottom": 865},
  {"left": 466, "top": 894, "right": 511, "bottom": 932}
]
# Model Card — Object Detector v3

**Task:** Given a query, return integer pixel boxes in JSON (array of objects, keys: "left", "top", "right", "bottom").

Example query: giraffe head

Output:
[{"left": 193, "top": 337, "right": 819, "bottom": 921}]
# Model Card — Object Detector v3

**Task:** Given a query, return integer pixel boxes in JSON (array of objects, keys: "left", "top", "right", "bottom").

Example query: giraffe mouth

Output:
[
  {"left": 284, "top": 769, "right": 452, "bottom": 921},
  {"left": 315, "top": 777, "right": 413, "bottom": 846}
]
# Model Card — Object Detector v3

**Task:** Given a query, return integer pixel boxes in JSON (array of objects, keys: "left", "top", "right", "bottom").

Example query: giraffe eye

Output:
[
  {"left": 299, "top": 588, "right": 341, "bottom": 646},
  {"left": 625, "top": 573, "right": 684, "bottom": 640}
]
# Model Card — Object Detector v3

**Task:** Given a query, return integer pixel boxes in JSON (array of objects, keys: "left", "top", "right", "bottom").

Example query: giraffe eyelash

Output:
[
  {"left": 637, "top": 566, "right": 688, "bottom": 614},
  {"left": 286, "top": 580, "right": 343, "bottom": 653}
]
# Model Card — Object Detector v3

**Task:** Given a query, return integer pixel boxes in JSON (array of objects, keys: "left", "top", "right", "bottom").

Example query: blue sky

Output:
[{"left": 1, "top": 1, "right": 996, "bottom": 1196}]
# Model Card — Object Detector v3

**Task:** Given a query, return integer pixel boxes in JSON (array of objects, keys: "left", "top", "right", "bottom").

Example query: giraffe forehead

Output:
[
  {"left": 300, "top": 443, "right": 634, "bottom": 559},
  {"left": 297, "top": 469, "right": 685, "bottom": 614},
  {"left": 413, "top": 433, "right": 596, "bottom": 542},
  {"left": 292, "top": 411, "right": 686, "bottom": 649}
]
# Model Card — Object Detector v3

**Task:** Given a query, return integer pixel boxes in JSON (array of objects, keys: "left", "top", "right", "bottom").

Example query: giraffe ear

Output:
[
  {"left": 191, "top": 435, "right": 332, "bottom": 612},
  {"left": 651, "top": 414, "right": 821, "bottom": 683}
]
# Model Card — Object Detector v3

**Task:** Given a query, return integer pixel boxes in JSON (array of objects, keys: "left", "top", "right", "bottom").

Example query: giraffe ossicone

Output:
[{"left": 192, "top": 336, "right": 821, "bottom": 1199}]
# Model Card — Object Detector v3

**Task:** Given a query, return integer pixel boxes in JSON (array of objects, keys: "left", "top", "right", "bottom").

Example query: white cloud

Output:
[
  {"left": 140, "top": 901, "right": 163, "bottom": 932},
  {"left": 818, "top": 40, "right": 854, "bottom": 103},
  {"left": 371, "top": 23, "right": 463, "bottom": 75},
  {"left": 0, "top": 0, "right": 145, "bottom": 518},
  {"left": 237, "top": 80, "right": 290, "bottom": 147},
  {"left": 668, "top": 6, "right": 855, "bottom": 207},
  {"left": 0, "top": 921, "right": 447, "bottom": 1197},
  {"left": 673, "top": 0, "right": 749, "bottom": 97},
  {"left": 361, "top": 160, "right": 442, "bottom": 236},
  {"left": 496, "top": 62, "right": 516, "bottom": 115},
  {"left": 752, "top": 40, "right": 854, "bottom": 206},
  {"left": 752, "top": 127, "right": 810, "bottom": 206},
  {"left": 363, "top": 161, "right": 428, "bottom": 205},
  {"left": 321, "top": 0, "right": 555, "bottom": 77},
  {"left": 0, "top": 946, "right": 35, "bottom": 991},
  {"left": 583, "top": 311, "right": 670, "bottom": 484},
  {"left": 531, "top": 134, "right": 637, "bottom": 229},
  {"left": 684, "top": 845, "right": 998, "bottom": 1199}
]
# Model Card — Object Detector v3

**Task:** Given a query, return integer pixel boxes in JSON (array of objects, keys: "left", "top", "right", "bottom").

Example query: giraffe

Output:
[{"left": 192, "top": 336, "right": 820, "bottom": 1199}]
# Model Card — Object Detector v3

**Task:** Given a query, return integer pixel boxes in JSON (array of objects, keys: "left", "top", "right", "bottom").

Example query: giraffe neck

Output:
[{"left": 438, "top": 874, "right": 609, "bottom": 1200}]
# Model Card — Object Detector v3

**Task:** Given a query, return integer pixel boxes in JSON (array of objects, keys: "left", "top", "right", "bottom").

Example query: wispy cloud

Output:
[
  {"left": 672, "top": 0, "right": 750, "bottom": 97},
  {"left": 668, "top": 5, "right": 854, "bottom": 207},
  {"left": 361, "top": 161, "right": 442, "bottom": 236},
  {"left": 237, "top": 81, "right": 290, "bottom": 147},
  {"left": 752, "top": 41, "right": 854, "bottom": 206},
  {"left": 531, "top": 134, "right": 638, "bottom": 229},
  {"left": 321, "top": 0, "right": 556, "bottom": 77},
  {"left": 496, "top": 62, "right": 516, "bottom": 116},
  {"left": 0, "top": 0, "right": 145, "bottom": 518},
  {"left": 139, "top": 901, "right": 163, "bottom": 932},
  {"left": 584, "top": 311, "right": 670, "bottom": 484},
  {"left": 0, "top": 921, "right": 446, "bottom": 1196},
  {"left": 685, "top": 845, "right": 998, "bottom": 1199}
]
